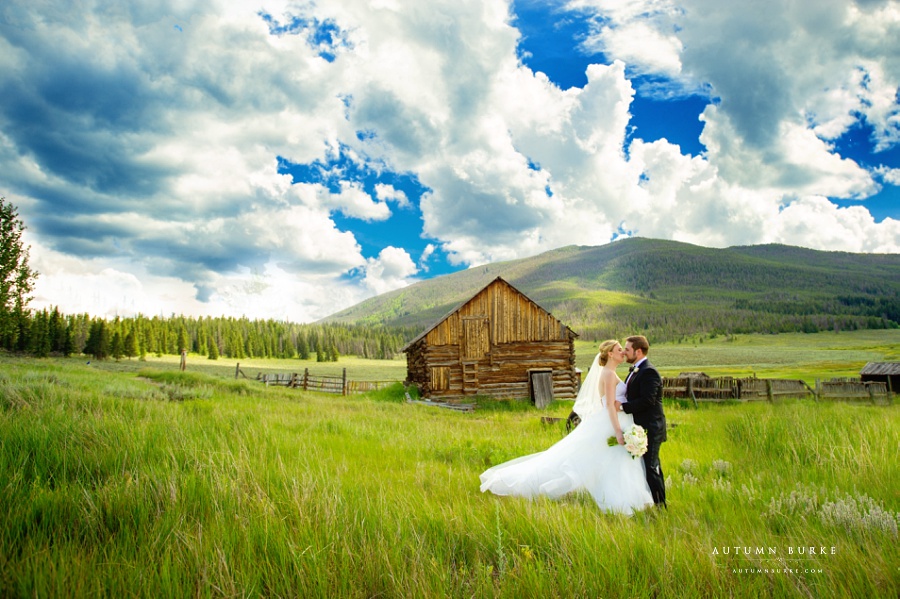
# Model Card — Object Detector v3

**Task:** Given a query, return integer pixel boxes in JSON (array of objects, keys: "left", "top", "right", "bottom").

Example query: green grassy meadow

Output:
[
  {"left": 1, "top": 330, "right": 898, "bottom": 597},
  {"left": 78, "top": 328, "right": 900, "bottom": 386}
]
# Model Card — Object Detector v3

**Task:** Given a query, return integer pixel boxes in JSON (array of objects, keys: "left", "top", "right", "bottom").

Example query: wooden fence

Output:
[
  {"left": 238, "top": 365, "right": 395, "bottom": 396},
  {"left": 662, "top": 376, "right": 813, "bottom": 403},
  {"left": 234, "top": 364, "right": 890, "bottom": 404},
  {"left": 816, "top": 379, "right": 890, "bottom": 403},
  {"left": 663, "top": 375, "right": 891, "bottom": 405}
]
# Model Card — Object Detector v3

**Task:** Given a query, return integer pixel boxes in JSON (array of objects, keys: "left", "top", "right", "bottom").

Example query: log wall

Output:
[
  {"left": 406, "top": 338, "right": 576, "bottom": 401},
  {"left": 404, "top": 278, "right": 577, "bottom": 401}
]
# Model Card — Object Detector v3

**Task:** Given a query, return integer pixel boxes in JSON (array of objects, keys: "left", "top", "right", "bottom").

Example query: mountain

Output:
[{"left": 321, "top": 238, "right": 900, "bottom": 342}]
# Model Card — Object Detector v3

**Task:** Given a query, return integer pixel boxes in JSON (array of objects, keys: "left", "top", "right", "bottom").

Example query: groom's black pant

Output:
[{"left": 643, "top": 436, "right": 666, "bottom": 506}]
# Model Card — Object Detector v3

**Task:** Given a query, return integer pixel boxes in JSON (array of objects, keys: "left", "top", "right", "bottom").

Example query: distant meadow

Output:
[{"left": 0, "top": 330, "right": 897, "bottom": 597}]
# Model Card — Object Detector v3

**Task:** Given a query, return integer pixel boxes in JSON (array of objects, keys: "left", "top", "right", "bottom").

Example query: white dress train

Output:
[{"left": 479, "top": 354, "right": 654, "bottom": 515}]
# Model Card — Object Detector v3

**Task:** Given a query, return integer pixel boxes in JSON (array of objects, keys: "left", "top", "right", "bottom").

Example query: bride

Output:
[{"left": 479, "top": 340, "right": 654, "bottom": 515}]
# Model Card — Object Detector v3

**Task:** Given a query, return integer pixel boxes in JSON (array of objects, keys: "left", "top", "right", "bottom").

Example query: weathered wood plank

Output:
[{"left": 405, "top": 278, "right": 578, "bottom": 401}]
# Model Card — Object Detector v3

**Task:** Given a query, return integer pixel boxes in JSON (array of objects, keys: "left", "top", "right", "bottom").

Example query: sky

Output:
[{"left": 1, "top": 0, "right": 898, "bottom": 323}]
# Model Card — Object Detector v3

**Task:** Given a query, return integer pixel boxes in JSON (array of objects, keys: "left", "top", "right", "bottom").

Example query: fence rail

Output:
[
  {"left": 241, "top": 365, "right": 396, "bottom": 396},
  {"left": 662, "top": 375, "right": 891, "bottom": 404},
  {"left": 816, "top": 380, "right": 889, "bottom": 403},
  {"left": 236, "top": 364, "right": 890, "bottom": 404}
]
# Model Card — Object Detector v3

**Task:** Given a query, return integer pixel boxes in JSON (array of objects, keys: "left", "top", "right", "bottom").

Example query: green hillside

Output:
[{"left": 322, "top": 238, "right": 900, "bottom": 342}]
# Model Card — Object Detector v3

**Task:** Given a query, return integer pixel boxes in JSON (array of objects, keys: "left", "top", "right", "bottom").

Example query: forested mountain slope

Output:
[{"left": 322, "top": 238, "right": 900, "bottom": 342}]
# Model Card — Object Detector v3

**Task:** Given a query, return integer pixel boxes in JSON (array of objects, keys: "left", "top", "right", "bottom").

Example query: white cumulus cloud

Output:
[{"left": 3, "top": 0, "right": 897, "bottom": 323}]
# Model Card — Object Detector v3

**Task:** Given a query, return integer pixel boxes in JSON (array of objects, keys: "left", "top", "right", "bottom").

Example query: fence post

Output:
[
  {"left": 806, "top": 380, "right": 814, "bottom": 402},
  {"left": 766, "top": 380, "right": 774, "bottom": 403},
  {"left": 303, "top": 368, "right": 309, "bottom": 391},
  {"left": 687, "top": 377, "right": 698, "bottom": 408},
  {"left": 867, "top": 383, "right": 876, "bottom": 405},
  {"left": 235, "top": 363, "right": 240, "bottom": 379},
  {"left": 342, "top": 368, "right": 347, "bottom": 396}
]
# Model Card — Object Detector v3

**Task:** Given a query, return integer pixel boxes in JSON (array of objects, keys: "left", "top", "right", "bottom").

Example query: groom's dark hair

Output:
[{"left": 627, "top": 335, "right": 650, "bottom": 355}]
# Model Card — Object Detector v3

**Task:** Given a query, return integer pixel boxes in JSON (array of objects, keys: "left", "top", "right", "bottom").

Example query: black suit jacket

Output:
[{"left": 622, "top": 360, "right": 667, "bottom": 442}]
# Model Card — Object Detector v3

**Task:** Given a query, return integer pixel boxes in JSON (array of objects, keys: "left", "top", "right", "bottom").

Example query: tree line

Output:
[{"left": 4, "top": 307, "right": 417, "bottom": 362}]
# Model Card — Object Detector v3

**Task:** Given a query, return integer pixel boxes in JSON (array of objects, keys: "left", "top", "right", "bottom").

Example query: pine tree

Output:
[
  {"left": 14, "top": 311, "right": 30, "bottom": 352},
  {"left": 296, "top": 332, "right": 309, "bottom": 360},
  {"left": 84, "top": 320, "right": 110, "bottom": 360},
  {"left": 61, "top": 326, "right": 74, "bottom": 357},
  {"left": 156, "top": 325, "right": 166, "bottom": 357},
  {"left": 309, "top": 330, "right": 320, "bottom": 355},
  {"left": 196, "top": 327, "right": 207, "bottom": 357},
  {"left": 111, "top": 331, "right": 124, "bottom": 361},
  {"left": 124, "top": 330, "right": 138, "bottom": 359},
  {"left": 48, "top": 307, "right": 66, "bottom": 353},
  {"left": 68, "top": 313, "right": 91, "bottom": 353},
  {"left": 226, "top": 331, "right": 244, "bottom": 359},
  {"left": 29, "top": 310, "right": 51, "bottom": 358},
  {"left": 0, "top": 198, "right": 38, "bottom": 351},
  {"left": 177, "top": 326, "right": 189, "bottom": 356}
]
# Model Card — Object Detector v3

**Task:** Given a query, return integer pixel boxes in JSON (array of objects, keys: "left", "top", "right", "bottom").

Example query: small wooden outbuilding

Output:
[
  {"left": 402, "top": 277, "right": 578, "bottom": 405},
  {"left": 860, "top": 362, "right": 899, "bottom": 394}
]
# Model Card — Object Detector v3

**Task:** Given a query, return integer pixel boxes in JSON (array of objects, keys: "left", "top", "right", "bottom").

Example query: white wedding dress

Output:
[{"left": 479, "top": 354, "right": 654, "bottom": 515}]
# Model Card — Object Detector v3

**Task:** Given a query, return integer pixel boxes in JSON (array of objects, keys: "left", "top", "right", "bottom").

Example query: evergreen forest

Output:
[{"left": 2, "top": 308, "right": 415, "bottom": 362}]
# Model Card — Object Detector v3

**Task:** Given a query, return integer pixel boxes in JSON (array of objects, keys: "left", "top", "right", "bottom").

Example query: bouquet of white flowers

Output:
[{"left": 607, "top": 425, "right": 648, "bottom": 459}]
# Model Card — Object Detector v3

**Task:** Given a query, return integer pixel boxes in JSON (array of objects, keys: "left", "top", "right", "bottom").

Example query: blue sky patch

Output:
[
  {"left": 277, "top": 146, "right": 458, "bottom": 274},
  {"left": 512, "top": 1, "right": 709, "bottom": 159},
  {"left": 259, "top": 11, "right": 349, "bottom": 62},
  {"left": 830, "top": 121, "right": 899, "bottom": 222},
  {"left": 512, "top": 0, "right": 598, "bottom": 91}
]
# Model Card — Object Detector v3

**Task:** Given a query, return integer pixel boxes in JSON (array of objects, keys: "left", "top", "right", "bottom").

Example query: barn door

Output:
[
  {"left": 430, "top": 366, "right": 450, "bottom": 392},
  {"left": 530, "top": 370, "right": 554, "bottom": 409},
  {"left": 461, "top": 316, "right": 490, "bottom": 360}
]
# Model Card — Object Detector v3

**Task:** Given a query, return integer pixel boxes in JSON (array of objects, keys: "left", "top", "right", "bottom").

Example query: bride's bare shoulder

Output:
[{"left": 601, "top": 366, "right": 623, "bottom": 384}]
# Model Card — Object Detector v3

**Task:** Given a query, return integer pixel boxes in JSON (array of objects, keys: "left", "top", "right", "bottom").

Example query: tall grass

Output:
[{"left": 0, "top": 355, "right": 898, "bottom": 597}]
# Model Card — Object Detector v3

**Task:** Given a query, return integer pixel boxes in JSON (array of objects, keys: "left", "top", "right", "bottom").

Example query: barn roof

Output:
[
  {"left": 860, "top": 362, "right": 900, "bottom": 375},
  {"left": 400, "top": 276, "right": 577, "bottom": 352}
]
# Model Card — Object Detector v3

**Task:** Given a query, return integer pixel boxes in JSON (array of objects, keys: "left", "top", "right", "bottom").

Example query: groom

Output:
[{"left": 616, "top": 335, "right": 667, "bottom": 508}]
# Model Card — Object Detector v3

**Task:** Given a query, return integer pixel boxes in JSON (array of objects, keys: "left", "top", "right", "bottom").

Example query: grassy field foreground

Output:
[{"left": 1, "top": 351, "right": 898, "bottom": 597}]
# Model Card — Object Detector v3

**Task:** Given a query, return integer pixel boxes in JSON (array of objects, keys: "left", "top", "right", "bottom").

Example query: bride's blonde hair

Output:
[{"left": 597, "top": 340, "right": 620, "bottom": 366}]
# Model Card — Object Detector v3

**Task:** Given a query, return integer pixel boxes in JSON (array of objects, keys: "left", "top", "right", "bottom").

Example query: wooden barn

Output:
[
  {"left": 402, "top": 277, "right": 578, "bottom": 404},
  {"left": 860, "top": 362, "right": 899, "bottom": 394}
]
